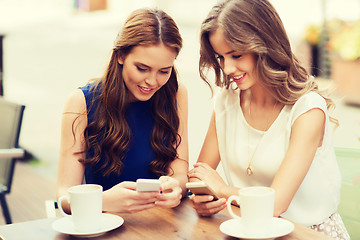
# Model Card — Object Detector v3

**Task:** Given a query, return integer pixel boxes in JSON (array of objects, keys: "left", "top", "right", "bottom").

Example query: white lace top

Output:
[{"left": 214, "top": 87, "right": 341, "bottom": 226}]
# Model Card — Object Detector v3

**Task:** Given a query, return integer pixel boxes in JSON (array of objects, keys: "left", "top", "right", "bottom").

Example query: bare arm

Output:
[
  {"left": 187, "top": 111, "right": 236, "bottom": 216},
  {"left": 189, "top": 111, "right": 239, "bottom": 198},
  {"left": 171, "top": 82, "right": 189, "bottom": 196},
  {"left": 197, "top": 111, "right": 221, "bottom": 168},
  {"left": 155, "top": 83, "right": 189, "bottom": 208},
  {"left": 56, "top": 89, "right": 88, "bottom": 213},
  {"left": 271, "top": 108, "right": 325, "bottom": 216}
]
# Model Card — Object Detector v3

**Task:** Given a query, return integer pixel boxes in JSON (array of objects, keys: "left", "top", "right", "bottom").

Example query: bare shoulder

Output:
[
  {"left": 294, "top": 108, "right": 325, "bottom": 127},
  {"left": 177, "top": 82, "right": 188, "bottom": 101},
  {"left": 63, "top": 89, "right": 87, "bottom": 114},
  {"left": 291, "top": 108, "right": 325, "bottom": 144}
]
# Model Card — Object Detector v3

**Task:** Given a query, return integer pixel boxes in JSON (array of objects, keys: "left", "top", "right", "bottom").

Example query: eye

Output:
[
  {"left": 232, "top": 55, "right": 242, "bottom": 59},
  {"left": 159, "top": 67, "right": 172, "bottom": 75},
  {"left": 136, "top": 66, "right": 148, "bottom": 72}
]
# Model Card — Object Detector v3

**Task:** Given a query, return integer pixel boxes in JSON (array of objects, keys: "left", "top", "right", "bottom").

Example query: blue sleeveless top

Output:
[{"left": 80, "top": 83, "right": 158, "bottom": 191}]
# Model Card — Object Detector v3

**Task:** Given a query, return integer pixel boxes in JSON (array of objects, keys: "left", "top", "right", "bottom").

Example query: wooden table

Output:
[{"left": 0, "top": 198, "right": 332, "bottom": 240}]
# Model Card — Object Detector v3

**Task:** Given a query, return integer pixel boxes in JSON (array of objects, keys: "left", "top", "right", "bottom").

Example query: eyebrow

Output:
[
  {"left": 225, "top": 50, "right": 236, "bottom": 55},
  {"left": 136, "top": 62, "right": 173, "bottom": 70},
  {"left": 213, "top": 50, "right": 236, "bottom": 56}
]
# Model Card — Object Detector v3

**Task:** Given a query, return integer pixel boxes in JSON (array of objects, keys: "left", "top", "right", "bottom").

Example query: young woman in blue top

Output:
[{"left": 57, "top": 8, "right": 189, "bottom": 214}]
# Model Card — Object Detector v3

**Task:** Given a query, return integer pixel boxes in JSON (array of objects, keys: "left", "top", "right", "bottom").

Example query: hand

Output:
[
  {"left": 187, "top": 162, "right": 227, "bottom": 195},
  {"left": 189, "top": 194, "right": 227, "bottom": 217},
  {"left": 155, "top": 176, "right": 182, "bottom": 208},
  {"left": 103, "top": 181, "right": 160, "bottom": 214}
]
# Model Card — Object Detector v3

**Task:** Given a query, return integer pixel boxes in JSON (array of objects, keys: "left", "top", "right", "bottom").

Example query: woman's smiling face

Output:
[
  {"left": 118, "top": 43, "right": 177, "bottom": 102},
  {"left": 209, "top": 28, "right": 258, "bottom": 90}
]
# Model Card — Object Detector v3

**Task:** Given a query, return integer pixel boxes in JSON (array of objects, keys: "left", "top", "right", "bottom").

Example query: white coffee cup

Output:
[
  {"left": 58, "top": 184, "right": 103, "bottom": 232},
  {"left": 227, "top": 186, "right": 275, "bottom": 235}
]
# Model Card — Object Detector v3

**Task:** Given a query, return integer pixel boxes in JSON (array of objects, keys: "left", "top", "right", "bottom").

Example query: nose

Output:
[
  {"left": 145, "top": 72, "right": 157, "bottom": 86},
  {"left": 222, "top": 58, "right": 236, "bottom": 76}
]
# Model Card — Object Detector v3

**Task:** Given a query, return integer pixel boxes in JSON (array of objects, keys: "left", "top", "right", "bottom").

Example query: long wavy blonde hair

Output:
[{"left": 199, "top": 0, "right": 337, "bottom": 121}]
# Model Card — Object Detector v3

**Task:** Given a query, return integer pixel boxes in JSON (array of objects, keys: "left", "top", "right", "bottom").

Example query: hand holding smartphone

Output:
[
  {"left": 136, "top": 179, "right": 161, "bottom": 192},
  {"left": 186, "top": 181, "right": 219, "bottom": 200}
]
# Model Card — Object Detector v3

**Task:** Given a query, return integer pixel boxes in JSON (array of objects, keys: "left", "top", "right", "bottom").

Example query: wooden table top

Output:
[{"left": 0, "top": 197, "right": 332, "bottom": 240}]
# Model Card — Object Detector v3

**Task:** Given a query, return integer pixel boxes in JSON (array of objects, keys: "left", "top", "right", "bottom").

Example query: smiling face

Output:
[
  {"left": 209, "top": 28, "right": 258, "bottom": 90},
  {"left": 118, "top": 43, "right": 177, "bottom": 102}
]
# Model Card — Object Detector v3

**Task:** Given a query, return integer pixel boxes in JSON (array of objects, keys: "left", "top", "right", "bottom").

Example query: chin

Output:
[
  {"left": 135, "top": 94, "right": 153, "bottom": 102},
  {"left": 235, "top": 84, "right": 247, "bottom": 90}
]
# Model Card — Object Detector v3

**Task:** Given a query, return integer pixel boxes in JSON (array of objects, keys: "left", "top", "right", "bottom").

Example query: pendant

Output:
[{"left": 246, "top": 166, "right": 253, "bottom": 176}]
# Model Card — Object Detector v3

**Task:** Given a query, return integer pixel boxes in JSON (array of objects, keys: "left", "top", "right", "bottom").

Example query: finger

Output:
[
  {"left": 131, "top": 196, "right": 158, "bottom": 205},
  {"left": 155, "top": 192, "right": 182, "bottom": 208},
  {"left": 188, "top": 166, "right": 212, "bottom": 178},
  {"left": 193, "top": 162, "right": 211, "bottom": 169},
  {"left": 198, "top": 204, "right": 226, "bottom": 216},
  {"left": 155, "top": 186, "right": 182, "bottom": 207},
  {"left": 195, "top": 198, "right": 226, "bottom": 216},
  {"left": 157, "top": 186, "right": 181, "bottom": 201},
  {"left": 193, "top": 204, "right": 214, "bottom": 216},
  {"left": 187, "top": 169, "right": 205, "bottom": 180},
  {"left": 160, "top": 180, "right": 175, "bottom": 192},
  {"left": 207, "top": 202, "right": 227, "bottom": 214},
  {"left": 159, "top": 176, "right": 170, "bottom": 182},
  {"left": 187, "top": 167, "right": 197, "bottom": 175},
  {"left": 187, "top": 169, "right": 196, "bottom": 177},
  {"left": 119, "top": 181, "right": 137, "bottom": 190},
  {"left": 206, "top": 198, "right": 227, "bottom": 209},
  {"left": 161, "top": 177, "right": 181, "bottom": 194},
  {"left": 191, "top": 194, "right": 214, "bottom": 203},
  {"left": 187, "top": 165, "right": 205, "bottom": 175},
  {"left": 134, "top": 191, "right": 161, "bottom": 201},
  {"left": 193, "top": 197, "right": 225, "bottom": 210}
]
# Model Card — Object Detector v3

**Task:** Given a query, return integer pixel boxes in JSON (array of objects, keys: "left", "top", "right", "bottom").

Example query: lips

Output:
[
  {"left": 138, "top": 85, "right": 153, "bottom": 94},
  {"left": 232, "top": 73, "right": 246, "bottom": 83}
]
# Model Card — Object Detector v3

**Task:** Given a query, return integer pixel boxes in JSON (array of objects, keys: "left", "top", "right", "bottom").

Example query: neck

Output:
[
  {"left": 242, "top": 88, "right": 281, "bottom": 132},
  {"left": 247, "top": 86, "right": 276, "bottom": 108}
]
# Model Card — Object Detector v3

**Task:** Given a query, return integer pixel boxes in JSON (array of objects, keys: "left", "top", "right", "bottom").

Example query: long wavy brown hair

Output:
[
  {"left": 78, "top": 8, "right": 183, "bottom": 177},
  {"left": 199, "top": 0, "right": 337, "bottom": 122}
]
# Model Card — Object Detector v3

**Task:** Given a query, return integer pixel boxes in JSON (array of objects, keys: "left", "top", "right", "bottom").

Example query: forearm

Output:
[
  {"left": 56, "top": 186, "right": 71, "bottom": 214},
  {"left": 102, "top": 188, "right": 118, "bottom": 212},
  {"left": 217, "top": 185, "right": 239, "bottom": 200},
  {"left": 171, "top": 172, "right": 189, "bottom": 198},
  {"left": 56, "top": 162, "right": 85, "bottom": 214}
]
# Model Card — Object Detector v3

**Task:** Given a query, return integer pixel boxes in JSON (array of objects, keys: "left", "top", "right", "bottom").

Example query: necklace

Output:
[{"left": 246, "top": 96, "right": 277, "bottom": 176}]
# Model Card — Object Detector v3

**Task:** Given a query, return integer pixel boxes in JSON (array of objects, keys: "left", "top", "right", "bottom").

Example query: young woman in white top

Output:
[{"left": 187, "top": 0, "right": 350, "bottom": 238}]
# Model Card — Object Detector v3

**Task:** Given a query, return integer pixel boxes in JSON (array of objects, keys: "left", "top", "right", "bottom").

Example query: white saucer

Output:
[
  {"left": 220, "top": 217, "right": 294, "bottom": 239},
  {"left": 52, "top": 213, "right": 124, "bottom": 238}
]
